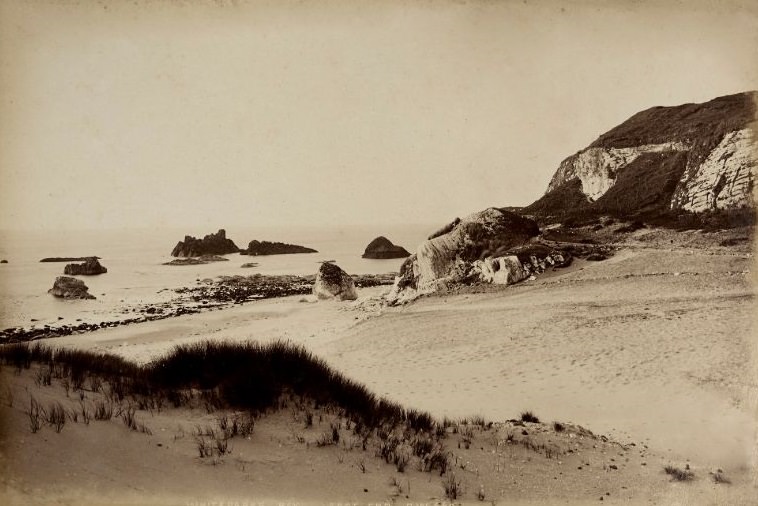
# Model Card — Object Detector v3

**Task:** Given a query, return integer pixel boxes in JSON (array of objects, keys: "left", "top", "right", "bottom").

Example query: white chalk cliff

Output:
[{"left": 536, "top": 91, "right": 757, "bottom": 215}]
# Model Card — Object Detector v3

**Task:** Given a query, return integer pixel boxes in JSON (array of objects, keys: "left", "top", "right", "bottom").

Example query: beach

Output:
[{"left": 3, "top": 230, "right": 754, "bottom": 504}]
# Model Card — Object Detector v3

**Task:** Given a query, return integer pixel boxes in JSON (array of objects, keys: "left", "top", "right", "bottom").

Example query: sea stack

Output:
[
  {"left": 63, "top": 257, "right": 107, "bottom": 275},
  {"left": 171, "top": 229, "right": 240, "bottom": 257},
  {"left": 48, "top": 276, "right": 96, "bottom": 300},
  {"left": 313, "top": 262, "right": 357, "bottom": 301},
  {"left": 362, "top": 236, "right": 411, "bottom": 259}
]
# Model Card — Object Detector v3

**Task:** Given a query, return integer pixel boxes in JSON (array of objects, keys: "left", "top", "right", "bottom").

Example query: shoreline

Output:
[{"left": 0, "top": 273, "right": 396, "bottom": 344}]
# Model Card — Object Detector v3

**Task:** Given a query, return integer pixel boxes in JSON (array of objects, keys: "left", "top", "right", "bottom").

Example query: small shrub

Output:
[
  {"left": 477, "top": 484, "right": 486, "bottom": 501},
  {"left": 215, "top": 436, "right": 230, "bottom": 455},
  {"left": 94, "top": 400, "right": 113, "bottom": 421},
  {"left": 121, "top": 405, "right": 138, "bottom": 430},
  {"left": 712, "top": 470, "right": 731, "bottom": 484},
  {"left": 520, "top": 411, "right": 540, "bottom": 423},
  {"left": 664, "top": 465, "right": 694, "bottom": 481},
  {"left": 46, "top": 402, "right": 66, "bottom": 433},
  {"left": 553, "top": 422, "right": 565, "bottom": 432},
  {"left": 442, "top": 473, "right": 461, "bottom": 500},
  {"left": 195, "top": 436, "right": 213, "bottom": 458},
  {"left": 79, "top": 401, "right": 91, "bottom": 425},
  {"left": 28, "top": 397, "right": 43, "bottom": 433}
]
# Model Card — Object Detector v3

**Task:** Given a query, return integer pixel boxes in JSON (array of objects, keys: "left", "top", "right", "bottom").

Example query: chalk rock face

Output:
[
  {"left": 547, "top": 142, "right": 689, "bottom": 201},
  {"left": 530, "top": 91, "right": 757, "bottom": 217},
  {"left": 362, "top": 236, "right": 411, "bottom": 259},
  {"left": 671, "top": 128, "right": 757, "bottom": 212},
  {"left": 386, "top": 208, "right": 539, "bottom": 303},
  {"left": 313, "top": 262, "right": 357, "bottom": 301},
  {"left": 471, "top": 256, "right": 529, "bottom": 285},
  {"left": 63, "top": 257, "right": 107, "bottom": 275},
  {"left": 171, "top": 229, "right": 240, "bottom": 257},
  {"left": 48, "top": 276, "right": 95, "bottom": 299}
]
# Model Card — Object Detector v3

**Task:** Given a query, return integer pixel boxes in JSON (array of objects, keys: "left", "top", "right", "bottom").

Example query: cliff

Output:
[
  {"left": 171, "top": 229, "right": 240, "bottom": 257},
  {"left": 527, "top": 91, "right": 757, "bottom": 219}
]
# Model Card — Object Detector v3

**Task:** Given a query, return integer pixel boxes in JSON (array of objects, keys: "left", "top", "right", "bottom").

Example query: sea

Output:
[{"left": 0, "top": 224, "right": 435, "bottom": 331}]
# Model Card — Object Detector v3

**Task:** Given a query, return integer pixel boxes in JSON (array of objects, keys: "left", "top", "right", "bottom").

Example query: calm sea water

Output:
[{"left": 0, "top": 224, "right": 434, "bottom": 330}]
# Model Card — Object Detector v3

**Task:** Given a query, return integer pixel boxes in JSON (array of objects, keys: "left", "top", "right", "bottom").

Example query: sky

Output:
[{"left": 1, "top": 0, "right": 757, "bottom": 231}]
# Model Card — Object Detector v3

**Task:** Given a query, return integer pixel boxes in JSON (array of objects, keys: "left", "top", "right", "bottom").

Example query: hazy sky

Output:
[{"left": 1, "top": 0, "right": 757, "bottom": 231}]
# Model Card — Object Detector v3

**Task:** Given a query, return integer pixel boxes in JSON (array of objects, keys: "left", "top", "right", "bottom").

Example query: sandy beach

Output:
[{"left": 2, "top": 231, "right": 754, "bottom": 504}]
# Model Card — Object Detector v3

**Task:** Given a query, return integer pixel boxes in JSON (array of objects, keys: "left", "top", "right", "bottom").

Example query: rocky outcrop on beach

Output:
[
  {"left": 240, "top": 240, "right": 317, "bottom": 256},
  {"left": 48, "top": 276, "right": 95, "bottom": 300},
  {"left": 171, "top": 229, "right": 240, "bottom": 257},
  {"left": 362, "top": 236, "right": 411, "bottom": 259},
  {"left": 527, "top": 91, "right": 757, "bottom": 219},
  {"left": 40, "top": 256, "right": 100, "bottom": 263},
  {"left": 313, "top": 262, "right": 357, "bottom": 301},
  {"left": 386, "top": 208, "right": 541, "bottom": 304},
  {"left": 63, "top": 257, "right": 107, "bottom": 275}
]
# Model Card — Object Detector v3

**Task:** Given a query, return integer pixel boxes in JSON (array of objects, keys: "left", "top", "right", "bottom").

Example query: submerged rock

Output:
[
  {"left": 63, "top": 257, "right": 107, "bottom": 275},
  {"left": 163, "top": 255, "right": 228, "bottom": 266},
  {"left": 241, "top": 240, "right": 317, "bottom": 256},
  {"left": 362, "top": 236, "right": 411, "bottom": 259},
  {"left": 48, "top": 276, "right": 96, "bottom": 299},
  {"left": 171, "top": 229, "right": 240, "bottom": 257},
  {"left": 313, "top": 262, "right": 357, "bottom": 301},
  {"left": 40, "top": 256, "right": 100, "bottom": 263}
]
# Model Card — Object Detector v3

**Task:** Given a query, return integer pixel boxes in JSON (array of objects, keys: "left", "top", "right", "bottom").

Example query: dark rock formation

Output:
[
  {"left": 163, "top": 254, "right": 229, "bottom": 266},
  {"left": 240, "top": 240, "right": 317, "bottom": 256},
  {"left": 0, "top": 259, "right": 7, "bottom": 264},
  {"left": 48, "top": 276, "right": 95, "bottom": 299},
  {"left": 526, "top": 91, "right": 757, "bottom": 221},
  {"left": 63, "top": 257, "right": 107, "bottom": 275},
  {"left": 40, "top": 256, "right": 100, "bottom": 263},
  {"left": 313, "top": 262, "right": 357, "bottom": 301},
  {"left": 171, "top": 229, "right": 240, "bottom": 257},
  {"left": 362, "top": 236, "right": 411, "bottom": 259}
]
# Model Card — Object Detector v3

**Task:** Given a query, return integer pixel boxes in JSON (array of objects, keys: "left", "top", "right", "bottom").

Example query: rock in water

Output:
[
  {"left": 387, "top": 208, "right": 539, "bottom": 303},
  {"left": 313, "top": 262, "right": 357, "bottom": 301},
  {"left": 241, "top": 240, "right": 317, "bottom": 256},
  {"left": 171, "top": 229, "right": 240, "bottom": 257},
  {"left": 362, "top": 236, "right": 411, "bottom": 259},
  {"left": 48, "top": 276, "right": 96, "bottom": 299},
  {"left": 0, "top": 259, "right": 7, "bottom": 264},
  {"left": 63, "top": 257, "right": 107, "bottom": 275}
]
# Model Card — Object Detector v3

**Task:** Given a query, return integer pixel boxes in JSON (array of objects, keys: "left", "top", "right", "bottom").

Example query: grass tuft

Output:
[{"left": 664, "top": 465, "right": 694, "bottom": 481}]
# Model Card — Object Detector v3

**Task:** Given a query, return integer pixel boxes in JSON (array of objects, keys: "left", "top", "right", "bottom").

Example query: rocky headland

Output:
[
  {"left": 387, "top": 208, "right": 560, "bottom": 304},
  {"left": 240, "top": 240, "right": 317, "bottom": 256},
  {"left": 63, "top": 257, "right": 107, "bottom": 275},
  {"left": 48, "top": 276, "right": 96, "bottom": 300},
  {"left": 361, "top": 236, "right": 410, "bottom": 259},
  {"left": 171, "top": 229, "right": 239, "bottom": 257},
  {"left": 526, "top": 91, "right": 757, "bottom": 222}
]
